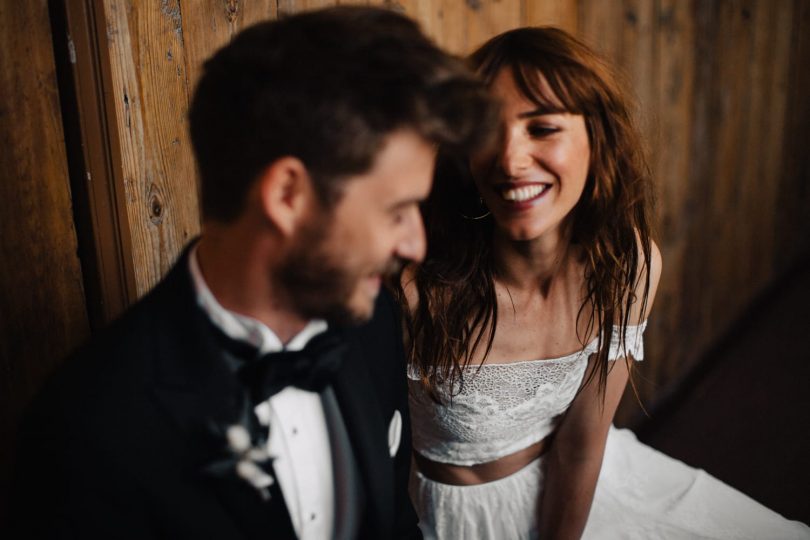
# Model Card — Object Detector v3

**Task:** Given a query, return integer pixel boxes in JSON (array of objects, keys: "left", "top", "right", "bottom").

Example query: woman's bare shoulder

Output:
[{"left": 631, "top": 235, "right": 662, "bottom": 322}]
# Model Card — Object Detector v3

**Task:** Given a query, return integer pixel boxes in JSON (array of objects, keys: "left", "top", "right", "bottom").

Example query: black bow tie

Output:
[{"left": 232, "top": 329, "right": 348, "bottom": 404}]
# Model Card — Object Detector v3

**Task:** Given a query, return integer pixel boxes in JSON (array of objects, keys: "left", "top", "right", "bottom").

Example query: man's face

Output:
[{"left": 279, "top": 129, "right": 434, "bottom": 324}]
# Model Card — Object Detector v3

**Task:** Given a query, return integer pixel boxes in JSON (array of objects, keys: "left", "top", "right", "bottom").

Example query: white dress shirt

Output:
[{"left": 189, "top": 247, "right": 334, "bottom": 540}]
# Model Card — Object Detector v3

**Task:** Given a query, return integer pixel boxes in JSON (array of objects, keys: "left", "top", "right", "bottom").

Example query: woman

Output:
[{"left": 396, "top": 27, "right": 810, "bottom": 539}]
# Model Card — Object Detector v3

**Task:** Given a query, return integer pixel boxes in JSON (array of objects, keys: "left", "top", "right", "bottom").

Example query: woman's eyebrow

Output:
[{"left": 517, "top": 106, "right": 566, "bottom": 118}]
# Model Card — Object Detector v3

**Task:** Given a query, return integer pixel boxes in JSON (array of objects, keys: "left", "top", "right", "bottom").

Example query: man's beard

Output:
[{"left": 277, "top": 217, "right": 399, "bottom": 326}]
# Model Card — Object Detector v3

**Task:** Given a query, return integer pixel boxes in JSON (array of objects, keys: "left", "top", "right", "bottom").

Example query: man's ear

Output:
[{"left": 255, "top": 156, "right": 315, "bottom": 237}]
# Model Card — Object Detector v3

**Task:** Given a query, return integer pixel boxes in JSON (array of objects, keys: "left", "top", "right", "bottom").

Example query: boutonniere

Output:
[{"left": 202, "top": 416, "right": 276, "bottom": 501}]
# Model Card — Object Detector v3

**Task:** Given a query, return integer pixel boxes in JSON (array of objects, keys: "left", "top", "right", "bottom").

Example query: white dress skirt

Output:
[{"left": 411, "top": 427, "right": 810, "bottom": 540}]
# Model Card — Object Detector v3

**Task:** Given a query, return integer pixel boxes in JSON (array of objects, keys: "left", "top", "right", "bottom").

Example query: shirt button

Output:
[
  {"left": 310, "top": 512, "right": 317, "bottom": 521},
  {"left": 292, "top": 427, "right": 298, "bottom": 435}
]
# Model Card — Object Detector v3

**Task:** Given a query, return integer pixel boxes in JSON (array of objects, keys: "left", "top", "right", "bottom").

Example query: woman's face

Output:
[{"left": 471, "top": 68, "right": 590, "bottom": 243}]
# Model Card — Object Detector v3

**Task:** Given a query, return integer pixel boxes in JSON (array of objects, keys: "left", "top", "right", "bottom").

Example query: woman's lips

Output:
[{"left": 493, "top": 182, "right": 552, "bottom": 209}]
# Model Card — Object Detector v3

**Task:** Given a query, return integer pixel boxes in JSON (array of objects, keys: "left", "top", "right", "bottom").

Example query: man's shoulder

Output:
[
  {"left": 342, "top": 287, "right": 407, "bottom": 400},
  {"left": 82, "top": 250, "right": 194, "bottom": 353},
  {"left": 347, "top": 288, "right": 402, "bottom": 354},
  {"left": 69, "top": 266, "right": 183, "bottom": 370},
  {"left": 14, "top": 268, "right": 196, "bottom": 491},
  {"left": 28, "top": 258, "right": 192, "bottom": 418}
]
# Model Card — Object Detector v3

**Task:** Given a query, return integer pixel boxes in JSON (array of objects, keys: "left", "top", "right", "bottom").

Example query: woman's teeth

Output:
[{"left": 501, "top": 184, "right": 548, "bottom": 202}]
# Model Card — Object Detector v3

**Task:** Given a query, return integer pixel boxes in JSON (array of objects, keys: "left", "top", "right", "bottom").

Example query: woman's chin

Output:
[{"left": 495, "top": 220, "right": 554, "bottom": 243}]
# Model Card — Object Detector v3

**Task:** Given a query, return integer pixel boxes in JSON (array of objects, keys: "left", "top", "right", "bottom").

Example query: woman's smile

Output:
[
  {"left": 496, "top": 182, "right": 552, "bottom": 205},
  {"left": 472, "top": 68, "right": 590, "bottom": 243}
]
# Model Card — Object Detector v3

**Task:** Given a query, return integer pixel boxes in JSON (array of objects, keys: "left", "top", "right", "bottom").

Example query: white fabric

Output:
[
  {"left": 411, "top": 454, "right": 544, "bottom": 540},
  {"left": 409, "top": 323, "right": 646, "bottom": 466},
  {"left": 189, "top": 248, "right": 334, "bottom": 540},
  {"left": 412, "top": 427, "right": 810, "bottom": 540}
]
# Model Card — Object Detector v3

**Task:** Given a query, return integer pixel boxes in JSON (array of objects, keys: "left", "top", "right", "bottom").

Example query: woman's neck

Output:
[{"left": 492, "top": 225, "right": 574, "bottom": 297}]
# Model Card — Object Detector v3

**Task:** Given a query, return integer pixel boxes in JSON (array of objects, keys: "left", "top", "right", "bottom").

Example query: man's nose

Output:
[{"left": 395, "top": 208, "right": 426, "bottom": 263}]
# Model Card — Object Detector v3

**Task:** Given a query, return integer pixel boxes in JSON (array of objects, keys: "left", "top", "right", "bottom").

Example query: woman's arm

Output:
[
  {"left": 537, "top": 240, "right": 662, "bottom": 539},
  {"left": 537, "top": 351, "right": 630, "bottom": 539}
]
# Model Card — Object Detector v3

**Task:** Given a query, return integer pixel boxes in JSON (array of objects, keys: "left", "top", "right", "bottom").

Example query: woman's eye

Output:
[{"left": 527, "top": 124, "right": 558, "bottom": 138}]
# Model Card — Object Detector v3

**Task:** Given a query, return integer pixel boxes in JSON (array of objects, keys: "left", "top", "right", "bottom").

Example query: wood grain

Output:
[
  {"left": 3, "top": 0, "right": 808, "bottom": 525},
  {"left": 463, "top": 0, "right": 523, "bottom": 55},
  {"left": 641, "top": 0, "right": 696, "bottom": 399},
  {"left": 395, "top": 0, "right": 466, "bottom": 54},
  {"left": 776, "top": 0, "right": 810, "bottom": 263},
  {"left": 103, "top": 0, "right": 202, "bottom": 295},
  {"left": 525, "top": 0, "right": 578, "bottom": 33},
  {"left": 94, "top": 0, "right": 810, "bottom": 417},
  {"left": 0, "top": 0, "right": 90, "bottom": 517},
  {"left": 179, "top": 0, "right": 278, "bottom": 92}
]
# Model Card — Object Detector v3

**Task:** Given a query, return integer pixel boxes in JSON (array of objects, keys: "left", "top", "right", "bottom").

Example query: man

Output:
[{"left": 10, "top": 7, "right": 496, "bottom": 539}]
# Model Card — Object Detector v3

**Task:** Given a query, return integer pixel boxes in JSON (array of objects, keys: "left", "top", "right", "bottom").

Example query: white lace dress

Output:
[{"left": 408, "top": 324, "right": 810, "bottom": 539}]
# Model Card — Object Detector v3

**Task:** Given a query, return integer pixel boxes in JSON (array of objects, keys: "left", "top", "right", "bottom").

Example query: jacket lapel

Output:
[
  {"left": 332, "top": 347, "right": 394, "bottom": 538},
  {"left": 146, "top": 251, "right": 297, "bottom": 539},
  {"left": 141, "top": 247, "right": 398, "bottom": 538}
]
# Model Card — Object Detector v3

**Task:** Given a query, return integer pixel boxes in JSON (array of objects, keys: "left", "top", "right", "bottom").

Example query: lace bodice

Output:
[{"left": 408, "top": 323, "right": 646, "bottom": 466}]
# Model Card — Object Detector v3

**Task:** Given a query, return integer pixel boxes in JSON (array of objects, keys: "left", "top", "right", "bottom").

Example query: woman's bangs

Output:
[{"left": 513, "top": 62, "right": 582, "bottom": 115}]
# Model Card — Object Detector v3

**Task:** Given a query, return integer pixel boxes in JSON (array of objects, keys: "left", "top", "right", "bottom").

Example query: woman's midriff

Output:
[{"left": 414, "top": 437, "right": 550, "bottom": 486}]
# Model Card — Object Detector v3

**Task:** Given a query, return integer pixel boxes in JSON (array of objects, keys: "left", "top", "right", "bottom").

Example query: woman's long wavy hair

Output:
[{"left": 394, "top": 27, "right": 655, "bottom": 402}]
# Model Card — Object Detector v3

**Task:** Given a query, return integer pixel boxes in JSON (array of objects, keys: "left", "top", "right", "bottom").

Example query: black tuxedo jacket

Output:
[{"left": 10, "top": 249, "right": 421, "bottom": 539}]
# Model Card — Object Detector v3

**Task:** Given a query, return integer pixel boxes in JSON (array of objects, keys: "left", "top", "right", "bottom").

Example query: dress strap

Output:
[{"left": 607, "top": 321, "right": 647, "bottom": 361}]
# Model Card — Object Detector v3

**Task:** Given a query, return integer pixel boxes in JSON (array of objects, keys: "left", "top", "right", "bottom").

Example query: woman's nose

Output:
[{"left": 499, "top": 129, "right": 532, "bottom": 178}]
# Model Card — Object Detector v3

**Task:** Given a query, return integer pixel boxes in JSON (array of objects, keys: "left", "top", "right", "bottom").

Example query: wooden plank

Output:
[
  {"left": 55, "top": 0, "right": 138, "bottom": 326},
  {"left": 0, "top": 0, "right": 90, "bottom": 517},
  {"left": 665, "top": 1, "right": 730, "bottom": 391},
  {"left": 277, "top": 0, "right": 338, "bottom": 17},
  {"left": 577, "top": 0, "right": 622, "bottom": 60},
  {"left": 394, "top": 0, "right": 474, "bottom": 55},
  {"left": 524, "top": 0, "right": 578, "bottom": 33},
  {"left": 102, "top": 0, "right": 202, "bottom": 296},
  {"left": 388, "top": 0, "right": 522, "bottom": 57},
  {"left": 776, "top": 0, "right": 810, "bottom": 263},
  {"left": 647, "top": 0, "right": 799, "bottom": 399},
  {"left": 89, "top": 0, "right": 809, "bottom": 423},
  {"left": 618, "top": 0, "right": 656, "bottom": 144},
  {"left": 703, "top": 0, "right": 755, "bottom": 340},
  {"left": 179, "top": 0, "right": 278, "bottom": 97},
  {"left": 463, "top": 0, "right": 523, "bottom": 55},
  {"left": 740, "top": 0, "right": 792, "bottom": 288},
  {"left": 762, "top": 0, "right": 799, "bottom": 263},
  {"left": 640, "top": 0, "right": 696, "bottom": 404},
  {"left": 674, "top": 0, "right": 717, "bottom": 387}
]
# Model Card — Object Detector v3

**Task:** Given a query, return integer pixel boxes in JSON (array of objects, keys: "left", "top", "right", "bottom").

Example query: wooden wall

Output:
[
  {"left": 94, "top": 0, "right": 809, "bottom": 417},
  {"left": 97, "top": 0, "right": 580, "bottom": 297},
  {"left": 0, "top": 0, "right": 90, "bottom": 515},
  {"left": 1, "top": 2, "right": 808, "bottom": 516},
  {"left": 577, "top": 0, "right": 810, "bottom": 418}
]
